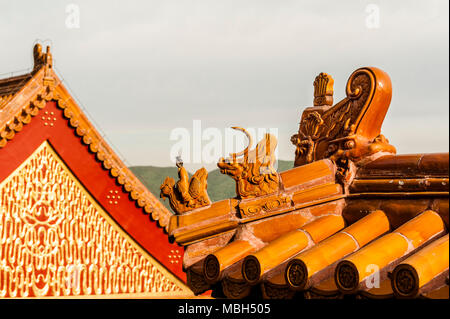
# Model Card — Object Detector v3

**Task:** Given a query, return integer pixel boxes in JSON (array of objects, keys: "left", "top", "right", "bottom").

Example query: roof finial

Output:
[
  {"left": 33, "top": 43, "right": 52, "bottom": 73},
  {"left": 313, "top": 72, "right": 334, "bottom": 106}
]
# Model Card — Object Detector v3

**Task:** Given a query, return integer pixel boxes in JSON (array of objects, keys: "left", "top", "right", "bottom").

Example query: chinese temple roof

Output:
[
  {"left": 163, "top": 68, "right": 449, "bottom": 299},
  {"left": 0, "top": 44, "right": 191, "bottom": 298},
  {"left": 0, "top": 73, "right": 33, "bottom": 107},
  {"left": 0, "top": 44, "right": 173, "bottom": 229}
]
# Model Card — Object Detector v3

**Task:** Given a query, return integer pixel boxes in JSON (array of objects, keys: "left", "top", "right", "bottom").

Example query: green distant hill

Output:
[{"left": 129, "top": 160, "right": 294, "bottom": 210}]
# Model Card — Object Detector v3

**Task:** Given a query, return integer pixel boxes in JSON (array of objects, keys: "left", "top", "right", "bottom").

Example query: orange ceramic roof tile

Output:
[
  {"left": 291, "top": 183, "right": 343, "bottom": 209},
  {"left": 279, "top": 159, "right": 335, "bottom": 190},
  {"left": 183, "top": 230, "right": 236, "bottom": 270},
  {"left": 395, "top": 210, "right": 445, "bottom": 247},
  {"left": 285, "top": 210, "right": 390, "bottom": 291},
  {"left": 170, "top": 199, "right": 233, "bottom": 231},
  {"left": 391, "top": 234, "right": 449, "bottom": 298},
  {"left": 169, "top": 159, "right": 344, "bottom": 248},
  {"left": 245, "top": 200, "right": 345, "bottom": 243},
  {"left": 164, "top": 65, "right": 449, "bottom": 299},
  {"left": 334, "top": 210, "right": 445, "bottom": 294},
  {"left": 350, "top": 177, "right": 449, "bottom": 193},
  {"left": 203, "top": 240, "right": 256, "bottom": 284},
  {"left": 0, "top": 44, "right": 194, "bottom": 297},
  {"left": 0, "top": 73, "right": 33, "bottom": 108},
  {"left": 355, "top": 153, "right": 449, "bottom": 179},
  {"left": 199, "top": 200, "right": 346, "bottom": 287},
  {"left": 169, "top": 199, "right": 239, "bottom": 245},
  {"left": 241, "top": 214, "right": 345, "bottom": 284}
]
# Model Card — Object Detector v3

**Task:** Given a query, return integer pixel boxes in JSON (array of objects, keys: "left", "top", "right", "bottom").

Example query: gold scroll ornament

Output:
[
  {"left": 0, "top": 141, "right": 191, "bottom": 298},
  {"left": 291, "top": 69, "right": 396, "bottom": 167}
]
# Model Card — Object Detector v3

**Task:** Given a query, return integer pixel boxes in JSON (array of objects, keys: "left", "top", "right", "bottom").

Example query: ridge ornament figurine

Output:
[
  {"left": 160, "top": 156, "right": 211, "bottom": 214},
  {"left": 217, "top": 127, "right": 279, "bottom": 199}
]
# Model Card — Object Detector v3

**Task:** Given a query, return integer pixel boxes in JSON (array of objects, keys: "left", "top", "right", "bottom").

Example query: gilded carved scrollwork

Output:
[
  {"left": 0, "top": 142, "right": 187, "bottom": 297},
  {"left": 218, "top": 127, "right": 279, "bottom": 199},
  {"left": 238, "top": 193, "right": 289, "bottom": 218},
  {"left": 291, "top": 67, "right": 396, "bottom": 167}
]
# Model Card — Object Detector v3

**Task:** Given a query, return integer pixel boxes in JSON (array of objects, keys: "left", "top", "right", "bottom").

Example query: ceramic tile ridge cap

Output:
[
  {"left": 241, "top": 214, "right": 346, "bottom": 285},
  {"left": 168, "top": 199, "right": 237, "bottom": 236},
  {"left": 354, "top": 151, "right": 398, "bottom": 167},
  {"left": 394, "top": 232, "right": 415, "bottom": 254},
  {"left": 349, "top": 176, "right": 450, "bottom": 194},
  {"left": 201, "top": 203, "right": 346, "bottom": 284},
  {"left": 200, "top": 226, "right": 266, "bottom": 285},
  {"left": 202, "top": 239, "right": 257, "bottom": 284},
  {"left": 170, "top": 180, "right": 345, "bottom": 243},
  {"left": 340, "top": 231, "right": 361, "bottom": 250},
  {"left": 390, "top": 234, "right": 449, "bottom": 298},
  {"left": 284, "top": 210, "right": 390, "bottom": 291},
  {"left": 279, "top": 158, "right": 337, "bottom": 191},
  {"left": 169, "top": 159, "right": 342, "bottom": 238},
  {"left": 394, "top": 210, "right": 445, "bottom": 248},
  {"left": 334, "top": 210, "right": 446, "bottom": 294},
  {"left": 355, "top": 153, "right": 450, "bottom": 178},
  {"left": 242, "top": 201, "right": 345, "bottom": 244}
]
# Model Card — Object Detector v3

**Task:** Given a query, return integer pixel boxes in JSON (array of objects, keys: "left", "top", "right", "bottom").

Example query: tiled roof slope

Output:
[
  {"left": 0, "top": 73, "right": 33, "bottom": 107},
  {"left": 165, "top": 68, "right": 449, "bottom": 299}
]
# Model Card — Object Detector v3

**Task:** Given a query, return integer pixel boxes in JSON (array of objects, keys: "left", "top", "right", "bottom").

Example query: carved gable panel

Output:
[{"left": 0, "top": 141, "right": 191, "bottom": 298}]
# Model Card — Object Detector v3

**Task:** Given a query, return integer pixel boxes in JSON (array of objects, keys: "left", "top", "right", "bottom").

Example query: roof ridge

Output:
[
  {"left": 0, "top": 43, "right": 173, "bottom": 230},
  {"left": 0, "top": 72, "right": 33, "bottom": 84}
]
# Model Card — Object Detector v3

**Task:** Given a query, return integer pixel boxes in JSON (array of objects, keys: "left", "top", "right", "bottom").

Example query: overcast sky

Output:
[{"left": 0, "top": 0, "right": 448, "bottom": 172}]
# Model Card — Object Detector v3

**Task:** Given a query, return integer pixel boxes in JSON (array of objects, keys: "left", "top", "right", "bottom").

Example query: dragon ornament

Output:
[{"left": 217, "top": 127, "right": 279, "bottom": 199}]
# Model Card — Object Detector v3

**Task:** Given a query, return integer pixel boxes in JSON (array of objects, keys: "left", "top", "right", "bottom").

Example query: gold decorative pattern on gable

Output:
[{"left": 0, "top": 141, "right": 191, "bottom": 298}]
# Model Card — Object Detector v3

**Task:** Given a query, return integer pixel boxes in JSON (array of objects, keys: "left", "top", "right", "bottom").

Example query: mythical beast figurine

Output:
[
  {"left": 160, "top": 156, "right": 211, "bottom": 214},
  {"left": 217, "top": 127, "right": 279, "bottom": 199}
]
